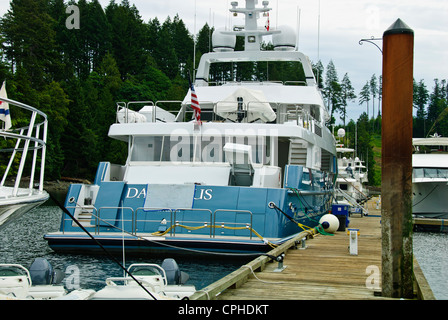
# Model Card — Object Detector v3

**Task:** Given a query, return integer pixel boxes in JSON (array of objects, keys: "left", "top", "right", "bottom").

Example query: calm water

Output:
[
  {"left": 413, "top": 232, "right": 448, "bottom": 300},
  {"left": 0, "top": 204, "right": 248, "bottom": 292},
  {"left": 1, "top": 204, "right": 447, "bottom": 299}
]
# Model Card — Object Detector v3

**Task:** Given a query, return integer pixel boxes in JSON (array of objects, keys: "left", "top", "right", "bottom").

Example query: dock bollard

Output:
[
  {"left": 273, "top": 254, "right": 287, "bottom": 272},
  {"left": 300, "top": 237, "right": 307, "bottom": 250},
  {"left": 347, "top": 228, "right": 360, "bottom": 255}
]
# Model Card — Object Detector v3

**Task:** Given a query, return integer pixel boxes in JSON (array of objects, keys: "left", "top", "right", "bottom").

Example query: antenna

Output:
[
  {"left": 193, "top": 0, "right": 197, "bottom": 80},
  {"left": 296, "top": 6, "right": 301, "bottom": 50},
  {"left": 317, "top": 0, "right": 321, "bottom": 61}
]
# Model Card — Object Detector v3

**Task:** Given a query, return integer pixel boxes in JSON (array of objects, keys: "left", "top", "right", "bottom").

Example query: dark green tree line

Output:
[
  {"left": 1, "top": 0, "right": 446, "bottom": 183},
  {"left": 0, "top": 0, "right": 198, "bottom": 179}
]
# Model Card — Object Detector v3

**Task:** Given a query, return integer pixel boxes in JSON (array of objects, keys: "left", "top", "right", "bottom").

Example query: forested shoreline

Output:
[{"left": 0, "top": 0, "right": 446, "bottom": 186}]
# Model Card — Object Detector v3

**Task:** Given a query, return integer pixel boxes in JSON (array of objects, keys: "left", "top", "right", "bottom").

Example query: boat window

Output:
[
  {"left": 413, "top": 168, "right": 424, "bottom": 178},
  {"left": 208, "top": 61, "right": 306, "bottom": 85},
  {"left": 130, "top": 135, "right": 273, "bottom": 165},
  {"left": 413, "top": 168, "right": 448, "bottom": 179}
]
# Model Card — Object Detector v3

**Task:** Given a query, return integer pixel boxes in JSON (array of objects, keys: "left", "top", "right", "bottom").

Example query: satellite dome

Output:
[
  {"left": 212, "top": 28, "right": 236, "bottom": 52},
  {"left": 337, "top": 128, "right": 346, "bottom": 138},
  {"left": 272, "top": 25, "right": 296, "bottom": 51}
]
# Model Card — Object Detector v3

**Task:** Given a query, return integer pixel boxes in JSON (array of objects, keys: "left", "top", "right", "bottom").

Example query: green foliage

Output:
[
  {"left": 0, "top": 0, "right": 194, "bottom": 180},
  {"left": 0, "top": 0, "right": 446, "bottom": 185}
]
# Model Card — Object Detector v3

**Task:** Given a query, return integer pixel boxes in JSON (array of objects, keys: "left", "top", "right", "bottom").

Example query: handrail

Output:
[
  {"left": 213, "top": 209, "right": 253, "bottom": 239},
  {"left": 0, "top": 97, "right": 47, "bottom": 195},
  {"left": 65, "top": 205, "right": 255, "bottom": 240},
  {"left": 97, "top": 206, "right": 134, "bottom": 234},
  {"left": 173, "top": 208, "right": 214, "bottom": 237},
  {"left": 135, "top": 207, "right": 174, "bottom": 235}
]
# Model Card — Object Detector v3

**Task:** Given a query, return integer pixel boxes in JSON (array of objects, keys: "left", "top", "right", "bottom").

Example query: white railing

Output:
[{"left": 0, "top": 97, "right": 47, "bottom": 196}]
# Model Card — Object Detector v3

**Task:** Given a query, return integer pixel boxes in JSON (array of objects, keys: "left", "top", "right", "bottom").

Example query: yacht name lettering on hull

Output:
[
  {"left": 194, "top": 189, "right": 213, "bottom": 201},
  {"left": 124, "top": 187, "right": 213, "bottom": 200},
  {"left": 126, "top": 187, "right": 147, "bottom": 199}
]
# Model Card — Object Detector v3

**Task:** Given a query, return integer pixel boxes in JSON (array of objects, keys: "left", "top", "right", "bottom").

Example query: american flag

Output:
[{"left": 189, "top": 76, "right": 201, "bottom": 124}]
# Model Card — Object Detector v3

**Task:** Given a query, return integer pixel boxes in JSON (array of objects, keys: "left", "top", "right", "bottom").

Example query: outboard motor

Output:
[
  {"left": 29, "top": 258, "right": 64, "bottom": 285},
  {"left": 161, "top": 258, "right": 189, "bottom": 285}
]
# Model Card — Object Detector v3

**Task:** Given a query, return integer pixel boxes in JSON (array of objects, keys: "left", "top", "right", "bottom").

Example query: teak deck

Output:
[{"left": 191, "top": 200, "right": 435, "bottom": 300}]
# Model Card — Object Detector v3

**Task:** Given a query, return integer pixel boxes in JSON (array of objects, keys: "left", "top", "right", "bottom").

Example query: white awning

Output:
[{"left": 215, "top": 87, "right": 276, "bottom": 123}]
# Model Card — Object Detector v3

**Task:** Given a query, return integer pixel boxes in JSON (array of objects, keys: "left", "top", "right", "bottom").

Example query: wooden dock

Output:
[
  {"left": 191, "top": 200, "right": 435, "bottom": 300},
  {"left": 414, "top": 217, "right": 448, "bottom": 233}
]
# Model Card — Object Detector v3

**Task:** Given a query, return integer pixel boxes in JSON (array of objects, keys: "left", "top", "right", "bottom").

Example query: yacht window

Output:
[
  {"left": 130, "top": 135, "right": 273, "bottom": 164},
  {"left": 208, "top": 61, "right": 306, "bottom": 84},
  {"left": 413, "top": 168, "right": 448, "bottom": 178},
  {"left": 413, "top": 168, "right": 424, "bottom": 178}
]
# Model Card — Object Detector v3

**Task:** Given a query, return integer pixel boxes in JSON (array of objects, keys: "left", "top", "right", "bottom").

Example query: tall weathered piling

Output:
[{"left": 381, "top": 19, "right": 414, "bottom": 298}]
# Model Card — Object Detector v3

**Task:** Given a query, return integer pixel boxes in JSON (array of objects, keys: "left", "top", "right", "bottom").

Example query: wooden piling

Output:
[{"left": 381, "top": 18, "right": 414, "bottom": 298}]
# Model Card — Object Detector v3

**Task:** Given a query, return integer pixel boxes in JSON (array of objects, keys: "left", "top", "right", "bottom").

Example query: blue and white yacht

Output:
[{"left": 45, "top": 0, "right": 337, "bottom": 255}]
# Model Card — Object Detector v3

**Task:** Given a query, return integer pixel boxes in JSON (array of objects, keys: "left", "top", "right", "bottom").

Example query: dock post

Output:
[{"left": 381, "top": 19, "right": 414, "bottom": 298}]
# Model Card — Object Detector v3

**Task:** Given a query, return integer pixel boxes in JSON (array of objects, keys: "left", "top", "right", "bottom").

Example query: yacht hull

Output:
[
  {"left": 45, "top": 165, "right": 334, "bottom": 256},
  {"left": 0, "top": 188, "right": 49, "bottom": 230},
  {"left": 413, "top": 181, "right": 448, "bottom": 219}
]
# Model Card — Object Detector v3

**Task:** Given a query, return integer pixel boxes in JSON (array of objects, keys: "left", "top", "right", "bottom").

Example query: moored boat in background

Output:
[{"left": 412, "top": 135, "right": 448, "bottom": 219}]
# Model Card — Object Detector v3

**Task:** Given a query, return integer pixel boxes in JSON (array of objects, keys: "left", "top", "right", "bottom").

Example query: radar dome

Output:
[
  {"left": 337, "top": 128, "right": 346, "bottom": 138},
  {"left": 272, "top": 25, "right": 296, "bottom": 51},
  {"left": 212, "top": 28, "right": 236, "bottom": 52}
]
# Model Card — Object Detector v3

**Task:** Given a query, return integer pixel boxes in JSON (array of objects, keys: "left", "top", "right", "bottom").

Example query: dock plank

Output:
[
  {"left": 216, "top": 214, "right": 389, "bottom": 300},
  {"left": 191, "top": 199, "right": 435, "bottom": 300}
]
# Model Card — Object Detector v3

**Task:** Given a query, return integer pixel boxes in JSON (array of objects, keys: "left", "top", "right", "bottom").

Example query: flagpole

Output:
[
  {"left": 188, "top": 70, "right": 202, "bottom": 162},
  {"left": 193, "top": 0, "right": 197, "bottom": 80}
]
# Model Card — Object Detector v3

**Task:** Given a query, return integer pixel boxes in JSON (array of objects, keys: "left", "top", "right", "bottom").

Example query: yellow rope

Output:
[{"left": 151, "top": 224, "right": 277, "bottom": 248}]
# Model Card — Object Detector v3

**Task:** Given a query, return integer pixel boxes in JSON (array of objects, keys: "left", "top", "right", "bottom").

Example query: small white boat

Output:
[
  {"left": 0, "top": 95, "right": 95, "bottom": 300},
  {"left": 91, "top": 258, "right": 196, "bottom": 300},
  {"left": 413, "top": 135, "right": 448, "bottom": 218},
  {"left": 0, "top": 258, "right": 94, "bottom": 300},
  {"left": 0, "top": 93, "right": 49, "bottom": 230}
]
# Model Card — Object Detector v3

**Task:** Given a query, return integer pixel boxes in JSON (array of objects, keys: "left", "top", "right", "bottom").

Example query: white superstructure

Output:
[{"left": 413, "top": 136, "right": 448, "bottom": 218}]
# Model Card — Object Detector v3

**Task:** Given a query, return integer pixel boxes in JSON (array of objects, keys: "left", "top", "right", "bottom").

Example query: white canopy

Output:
[{"left": 215, "top": 87, "right": 276, "bottom": 123}]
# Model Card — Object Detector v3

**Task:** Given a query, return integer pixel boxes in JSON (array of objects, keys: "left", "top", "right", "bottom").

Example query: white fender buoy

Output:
[{"left": 319, "top": 214, "right": 340, "bottom": 233}]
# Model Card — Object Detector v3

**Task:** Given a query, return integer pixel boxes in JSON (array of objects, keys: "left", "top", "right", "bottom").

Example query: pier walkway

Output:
[{"left": 191, "top": 200, "right": 434, "bottom": 300}]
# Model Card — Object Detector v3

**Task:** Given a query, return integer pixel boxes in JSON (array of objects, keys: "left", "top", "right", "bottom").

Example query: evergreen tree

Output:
[
  {"left": 359, "top": 81, "right": 371, "bottom": 118},
  {"left": 105, "top": 0, "right": 148, "bottom": 78},
  {"left": 1, "top": 0, "right": 59, "bottom": 89},
  {"left": 157, "top": 17, "right": 179, "bottom": 79},
  {"left": 427, "top": 79, "right": 448, "bottom": 137},
  {"left": 0, "top": 34, "right": 11, "bottom": 81},
  {"left": 370, "top": 74, "right": 378, "bottom": 119},
  {"left": 172, "top": 14, "right": 194, "bottom": 79},
  {"left": 413, "top": 79, "right": 429, "bottom": 137},
  {"left": 312, "top": 60, "right": 324, "bottom": 89},
  {"left": 37, "top": 81, "right": 70, "bottom": 178},
  {"left": 323, "top": 60, "right": 342, "bottom": 124},
  {"left": 147, "top": 17, "right": 161, "bottom": 62},
  {"left": 340, "top": 73, "right": 356, "bottom": 126},
  {"left": 195, "top": 23, "right": 213, "bottom": 67},
  {"left": 356, "top": 112, "right": 375, "bottom": 185}
]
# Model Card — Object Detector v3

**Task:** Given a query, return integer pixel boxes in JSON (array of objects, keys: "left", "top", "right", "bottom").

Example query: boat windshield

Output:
[
  {"left": 413, "top": 168, "right": 448, "bottom": 179},
  {"left": 208, "top": 61, "right": 306, "bottom": 85},
  {"left": 130, "top": 135, "right": 273, "bottom": 165}
]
